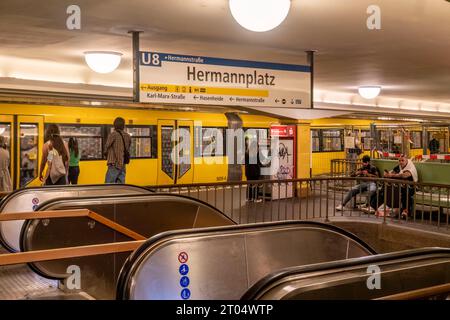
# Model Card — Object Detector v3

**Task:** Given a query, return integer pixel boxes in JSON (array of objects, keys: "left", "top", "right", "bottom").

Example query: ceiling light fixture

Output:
[
  {"left": 229, "top": 0, "right": 291, "bottom": 32},
  {"left": 358, "top": 86, "right": 381, "bottom": 99},
  {"left": 84, "top": 51, "right": 122, "bottom": 74}
]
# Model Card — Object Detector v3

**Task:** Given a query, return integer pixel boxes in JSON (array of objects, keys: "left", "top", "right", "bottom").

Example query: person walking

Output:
[
  {"left": 0, "top": 136, "right": 12, "bottom": 192},
  {"left": 39, "top": 124, "right": 69, "bottom": 183},
  {"left": 104, "top": 117, "right": 131, "bottom": 184},
  {"left": 42, "top": 134, "right": 69, "bottom": 185},
  {"left": 68, "top": 137, "right": 81, "bottom": 184}
]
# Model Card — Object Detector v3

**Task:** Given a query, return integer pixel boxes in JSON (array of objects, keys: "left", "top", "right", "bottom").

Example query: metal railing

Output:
[
  {"left": 149, "top": 177, "right": 450, "bottom": 230},
  {"left": 330, "top": 159, "right": 363, "bottom": 177}
]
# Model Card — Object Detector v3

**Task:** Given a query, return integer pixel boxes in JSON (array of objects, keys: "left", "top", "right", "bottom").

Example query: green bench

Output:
[{"left": 372, "top": 159, "right": 450, "bottom": 215}]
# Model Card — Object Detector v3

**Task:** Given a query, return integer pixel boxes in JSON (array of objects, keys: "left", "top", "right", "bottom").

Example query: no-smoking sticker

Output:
[{"left": 178, "top": 252, "right": 188, "bottom": 263}]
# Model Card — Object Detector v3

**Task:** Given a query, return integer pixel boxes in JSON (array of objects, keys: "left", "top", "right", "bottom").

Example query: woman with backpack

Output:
[
  {"left": 39, "top": 124, "right": 69, "bottom": 184},
  {"left": 42, "top": 133, "right": 69, "bottom": 185},
  {"left": 68, "top": 137, "right": 81, "bottom": 184}
]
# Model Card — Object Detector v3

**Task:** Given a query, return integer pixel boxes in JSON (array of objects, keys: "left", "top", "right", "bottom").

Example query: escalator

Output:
[
  {"left": 19, "top": 193, "right": 234, "bottom": 299},
  {"left": 0, "top": 184, "right": 152, "bottom": 252},
  {"left": 242, "top": 247, "right": 450, "bottom": 300},
  {"left": 116, "top": 221, "right": 376, "bottom": 300}
]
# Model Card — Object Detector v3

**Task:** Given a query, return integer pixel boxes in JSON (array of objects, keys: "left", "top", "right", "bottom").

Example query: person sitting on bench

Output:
[
  {"left": 370, "top": 155, "right": 418, "bottom": 218},
  {"left": 336, "top": 155, "right": 379, "bottom": 211}
]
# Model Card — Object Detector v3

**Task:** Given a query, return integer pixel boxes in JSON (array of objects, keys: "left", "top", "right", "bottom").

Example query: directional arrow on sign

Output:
[
  {"left": 229, "top": 97, "right": 234, "bottom": 102},
  {"left": 275, "top": 99, "right": 280, "bottom": 103},
  {"left": 194, "top": 95, "right": 198, "bottom": 100}
]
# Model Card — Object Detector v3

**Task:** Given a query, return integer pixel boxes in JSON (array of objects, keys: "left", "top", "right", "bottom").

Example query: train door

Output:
[
  {"left": 157, "top": 120, "right": 194, "bottom": 185},
  {"left": 15, "top": 116, "right": 44, "bottom": 189},
  {"left": 0, "top": 115, "right": 14, "bottom": 191}
]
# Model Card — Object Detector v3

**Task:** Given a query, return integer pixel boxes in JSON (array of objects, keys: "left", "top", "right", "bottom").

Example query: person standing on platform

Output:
[
  {"left": 429, "top": 135, "right": 440, "bottom": 154},
  {"left": 245, "top": 137, "right": 261, "bottom": 202},
  {"left": 104, "top": 117, "right": 131, "bottom": 184},
  {"left": 0, "top": 136, "right": 12, "bottom": 192},
  {"left": 39, "top": 124, "right": 69, "bottom": 184},
  {"left": 42, "top": 134, "right": 69, "bottom": 185},
  {"left": 68, "top": 137, "right": 81, "bottom": 184}
]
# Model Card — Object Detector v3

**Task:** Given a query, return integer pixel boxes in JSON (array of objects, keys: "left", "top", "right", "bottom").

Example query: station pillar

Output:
[{"left": 296, "top": 121, "right": 311, "bottom": 197}]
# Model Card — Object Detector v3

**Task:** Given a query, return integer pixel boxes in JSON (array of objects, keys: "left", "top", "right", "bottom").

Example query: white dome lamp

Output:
[
  {"left": 84, "top": 51, "right": 122, "bottom": 74},
  {"left": 229, "top": 0, "right": 291, "bottom": 32},
  {"left": 358, "top": 86, "right": 382, "bottom": 99}
]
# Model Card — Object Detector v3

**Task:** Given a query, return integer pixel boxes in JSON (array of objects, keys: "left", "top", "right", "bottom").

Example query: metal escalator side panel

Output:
[
  {"left": 242, "top": 248, "right": 450, "bottom": 300},
  {"left": 117, "top": 220, "right": 375, "bottom": 300},
  {"left": 21, "top": 193, "right": 234, "bottom": 300}
]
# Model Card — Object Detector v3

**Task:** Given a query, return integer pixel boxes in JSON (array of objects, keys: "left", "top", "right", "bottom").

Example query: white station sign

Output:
[{"left": 139, "top": 51, "right": 311, "bottom": 108}]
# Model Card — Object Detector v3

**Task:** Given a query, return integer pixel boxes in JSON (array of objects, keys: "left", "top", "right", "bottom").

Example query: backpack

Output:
[
  {"left": 50, "top": 150, "right": 66, "bottom": 183},
  {"left": 118, "top": 131, "right": 130, "bottom": 165}
]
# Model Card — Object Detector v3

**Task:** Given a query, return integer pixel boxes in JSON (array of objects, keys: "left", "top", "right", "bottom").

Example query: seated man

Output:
[
  {"left": 370, "top": 155, "right": 418, "bottom": 218},
  {"left": 336, "top": 155, "right": 379, "bottom": 211}
]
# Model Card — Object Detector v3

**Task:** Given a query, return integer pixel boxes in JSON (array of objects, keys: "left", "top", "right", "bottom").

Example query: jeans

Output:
[
  {"left": 68, "top": 166, "right": 80, "bottom": 184},
  {"left": 105, "top": 165, "right": 126, "bottom": 184},
  {"left": 342, "top": 182, "right": 377, "bottom": 206},
  {"left": 371, "top": 184, "right": 415, "bottom": 213}
]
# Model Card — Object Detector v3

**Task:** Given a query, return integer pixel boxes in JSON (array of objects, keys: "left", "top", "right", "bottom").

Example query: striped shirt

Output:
[{"left": 105, "top": 130, "right": 131, "bottom": 169}]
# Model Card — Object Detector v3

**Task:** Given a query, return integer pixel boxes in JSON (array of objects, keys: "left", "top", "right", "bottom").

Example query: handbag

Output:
[{"left": 50, "top": 150, "right": 66, "bottom": 183}]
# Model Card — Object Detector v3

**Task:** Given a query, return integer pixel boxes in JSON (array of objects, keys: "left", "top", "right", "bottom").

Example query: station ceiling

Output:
[{"left": 0, "top": 0, "right": 449, "bottom": 119}]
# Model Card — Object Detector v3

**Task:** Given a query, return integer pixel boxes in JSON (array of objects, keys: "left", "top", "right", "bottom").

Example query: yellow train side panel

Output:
[
  {"left": 77, "top": 159, "right": 157, "bottom": 186},
  {"left": 312, "top": 151, "right": 345, "bottom": 176},
  {"left": 193, "top": 157, "right": 228, "bottom": 183}
]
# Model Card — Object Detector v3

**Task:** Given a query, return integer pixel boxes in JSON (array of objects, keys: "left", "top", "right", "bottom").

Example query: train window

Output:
[
  {"left": 195, "top": 127, "right": 226, "bottom": 157},
  {"left": 0, "top": 123, "right": 11, "bottom": 156},
  {"left": 321, "top": 129, "right": 343, "bottom": 152},
  {"left": 161, "top": 126, "right": 174, "bottom": 179},
  {"left": 311, "top": 129, "right": 320, "bottom": 152},
  {"left": 360, "top": 130, "right": 372, "bottom": 151},
  {"left": 19, "top": 123, "right": 38, "bottom": 187},
  {"left": 58, "top": 125, "right": 103, "bottom": 160},
  {"left": 410, "top": 131, "right": 422, "bottom": 149},
  {"left": 124, "top": 126, "right": 155, "bottom": 158}
]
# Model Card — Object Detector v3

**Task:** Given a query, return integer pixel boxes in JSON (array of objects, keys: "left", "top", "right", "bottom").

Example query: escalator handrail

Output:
[
  {"left": 116, "top": 220, "right": 377, "bottom": 299},
  {"left": 241, "top": 247, "right": 450, "bottom": 300},
  {"left": 0, "top": 183, "right": 153, "bottom": 212},
  {"left": 375, "top": 283, "right": 450, "bottom": 300}
]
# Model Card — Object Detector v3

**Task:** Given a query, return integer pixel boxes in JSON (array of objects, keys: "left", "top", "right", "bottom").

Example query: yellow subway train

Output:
[{"left": 0, "top": 103, "right": 280, "bottom": 190}]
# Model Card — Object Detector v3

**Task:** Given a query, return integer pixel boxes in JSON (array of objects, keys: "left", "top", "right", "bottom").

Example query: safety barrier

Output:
[
  {"left": 330, "top": 159, "right": 363, "bottom": 177},
  {"left": 150, "top": 177, "right": 450, "bottom": 230}
]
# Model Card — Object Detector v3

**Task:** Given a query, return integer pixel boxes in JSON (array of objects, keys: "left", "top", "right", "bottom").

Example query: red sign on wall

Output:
[{"left": 270, "top": 125, "right": 296, "bottom": 138}]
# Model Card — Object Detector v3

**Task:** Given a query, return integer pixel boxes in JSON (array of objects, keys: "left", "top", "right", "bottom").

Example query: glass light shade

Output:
[
  {"left": 229, "top": 0, "right": 291, "bottom": 32},
  {"left": 358, "top": 86, "right": 382, "bottom": 99},
  {"left": 84, "top": 51, "right": 122, "bottom": 74}
]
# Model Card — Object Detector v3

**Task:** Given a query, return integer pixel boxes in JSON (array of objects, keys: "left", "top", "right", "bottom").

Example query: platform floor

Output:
[{"left": 0, "top": 247, "right": 93, "bottom": 300}]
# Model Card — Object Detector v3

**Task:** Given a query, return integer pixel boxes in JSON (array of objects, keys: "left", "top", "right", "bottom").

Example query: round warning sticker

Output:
[
  {"left": 178, "top": 252, "right": 188, "bottom": 264},
  {"left": 32, "top": 198, "right": 39, "bottom": 205}
]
